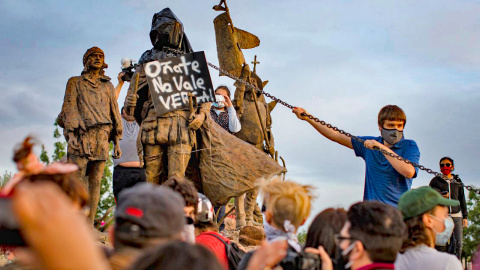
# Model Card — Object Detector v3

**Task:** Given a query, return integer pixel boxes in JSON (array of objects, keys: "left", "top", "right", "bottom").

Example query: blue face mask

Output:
[
  {"left": 212, "top": 102, "right": 225, "bottom": 108},
  {"left": 429, "top": 215, "right": 454, "bottom": 246}
]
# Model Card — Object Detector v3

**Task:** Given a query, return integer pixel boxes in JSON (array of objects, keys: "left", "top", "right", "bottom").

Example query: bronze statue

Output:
[
  {"left": 58, "top": 46, "right": 122, "bottom": 224},
  {"left": 233, "top": 63, "right": 278, "bottom": 227},
  {"left": 213, "top": 1, "right": 280, "bottom": 228},
  {"left": 124, "top": 8, "right": 209, "bottom": 184},
  {"left": 119, "top": 7, "right": 283, "bottom": 211}
]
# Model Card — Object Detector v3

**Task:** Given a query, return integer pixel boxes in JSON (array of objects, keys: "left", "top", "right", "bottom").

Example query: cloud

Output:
[{"left": 1, "top": 0, "right": 480, "bottom": 213}]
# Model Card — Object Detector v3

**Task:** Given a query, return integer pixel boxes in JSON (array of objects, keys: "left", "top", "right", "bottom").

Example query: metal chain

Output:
[{"left": 162, "top": 47, "right": 480, "bottom": 194}]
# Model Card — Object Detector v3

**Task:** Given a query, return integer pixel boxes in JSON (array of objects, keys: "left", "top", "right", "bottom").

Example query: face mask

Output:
[
  {"left": 183, "top": 224, "right": 195, "bottom": 244},
  {"left": 212, "top": 102, "right": 225, "bottom": 108},
  {"left": 339, "top": 241, "right": 356, "bottom": 270},
  {"left": 441, "top": 167, "right": 453, "bottom": 175},
  {"left": 381, "top": 128, "right": 403, "bottom": 145},
  {"left": 429, "top": 215, "right": 454, "bottom": 246},
  {"left": 335, "top": 246, "right": 351, "bottom": 270}
]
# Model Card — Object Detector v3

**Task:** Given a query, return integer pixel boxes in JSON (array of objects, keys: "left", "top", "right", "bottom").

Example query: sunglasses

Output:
[
  {"left": 440, "top": 163, "right": 452, "bottom": 167},
  {"left": 334, "top": 234, "right": 356, "bottom": 246}
]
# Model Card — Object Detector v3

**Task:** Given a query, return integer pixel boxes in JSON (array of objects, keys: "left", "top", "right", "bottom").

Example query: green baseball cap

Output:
[{"left": 398, "top": 186, "right": 459, "bottom": 219}]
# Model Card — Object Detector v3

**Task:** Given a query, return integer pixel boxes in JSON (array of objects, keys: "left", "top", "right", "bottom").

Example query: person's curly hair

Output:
[
  {"left": 400, "top": 212, "right": 432, "bottom": 253},
  {"left": 162, "top": 177, "right": 198, "bottom": 209},
  {"left": 13, "top": 137, "right": 36, "bottom": 163}
]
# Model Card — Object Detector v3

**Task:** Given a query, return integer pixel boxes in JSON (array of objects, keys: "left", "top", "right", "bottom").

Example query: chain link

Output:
[{"left": 161, "top": 47, "right": 480, "bottom": 194}]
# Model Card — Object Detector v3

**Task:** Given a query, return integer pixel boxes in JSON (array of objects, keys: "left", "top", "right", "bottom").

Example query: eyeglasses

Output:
[
  {"left": 334, "top": 234, "right": 356, "bottom": 246},
  {"left": 440, "top": 163, "right": 452, "bottom": 167}
]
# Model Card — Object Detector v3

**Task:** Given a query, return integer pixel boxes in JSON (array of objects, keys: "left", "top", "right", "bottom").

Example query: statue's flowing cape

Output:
[{"left": 191, "top": 107, "right": 285, "bottom": 206}]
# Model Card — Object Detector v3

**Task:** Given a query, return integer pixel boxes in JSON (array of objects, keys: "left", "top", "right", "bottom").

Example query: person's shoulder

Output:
[
  {"left": 435, "top": 251, "right": 463, "bottom": 269},
  {"left": 430, "top": 176, "right": 443, "bottom": 183},
  {"left": 357, "top": 136, "right": 379, "bottom": 141},
  {"left": 67, "top": 76, "right": 81, "bottom": 84},
  {"left": 196, "top": 231, "right": 227, "bottom": 243},
  {"left": 428, "top": 247, "right": 461, "bottom": 262},
  {"left": 401, "top": 138, "right": 419, "bottom": 148},
  {"left": 101, "top": 75, "right": 112, "bottom": 82},
  {"left": 444, "top": 254, "right": 463, "bottom": 269}
]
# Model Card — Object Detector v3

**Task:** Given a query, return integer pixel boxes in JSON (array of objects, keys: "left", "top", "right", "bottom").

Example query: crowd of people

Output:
[
  {"left": 0, "top": 17, "right": 475, "bottom": 268},
  {"left": 0, "top": 86, "right": 477, "bottom": 270},
  {"left": 0, "top": 168, "right": 473, "bottom": 270}
]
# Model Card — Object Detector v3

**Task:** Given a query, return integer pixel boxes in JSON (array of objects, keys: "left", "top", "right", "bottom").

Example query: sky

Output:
[{"left": 1, "top": 0, "right": 480, "bottom": 220}]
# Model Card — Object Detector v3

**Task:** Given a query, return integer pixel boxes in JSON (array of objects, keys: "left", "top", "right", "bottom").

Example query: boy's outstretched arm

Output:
[{"left": 293, "top": 107, "right": 353, "bottom": 149}]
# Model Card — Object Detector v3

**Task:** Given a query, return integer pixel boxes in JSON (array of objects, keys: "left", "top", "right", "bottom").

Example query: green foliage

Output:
[
  {"left": 297, "top": 229, "right": 307, "bottom": 245},
  {"left": 463, "top": 187, "right": 480, "bottom": 260},
  {"left": 40, "top": 144, "right": 50, "bottom": 164},
  {"left": 0, "top": 171, "right": 12, "bottom": 188},
  {"left": 52, "top": 120, "right": 67, "bottom": 162},
  {"left": 40, "top": 120, "right": 67, "bottom": 165}
]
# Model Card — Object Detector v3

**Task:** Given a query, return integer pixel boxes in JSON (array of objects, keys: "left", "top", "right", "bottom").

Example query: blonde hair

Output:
[{"left": 261, "top": 178, "right": 314, "bottom": 229}]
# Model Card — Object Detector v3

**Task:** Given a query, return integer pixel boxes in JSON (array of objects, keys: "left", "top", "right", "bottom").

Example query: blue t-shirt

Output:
[{"left": 351, "top": 136, "right": 420, "bottom": 206}]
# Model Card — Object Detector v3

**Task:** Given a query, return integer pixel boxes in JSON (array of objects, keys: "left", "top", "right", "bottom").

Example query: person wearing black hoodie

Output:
[{"left": 429, "top": 157, "right": 468, "bottom": 259}]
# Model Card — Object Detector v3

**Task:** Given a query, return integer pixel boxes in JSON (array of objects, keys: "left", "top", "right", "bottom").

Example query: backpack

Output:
[{"left": 206, "top": 232, "right": 245, "bottom": 270}]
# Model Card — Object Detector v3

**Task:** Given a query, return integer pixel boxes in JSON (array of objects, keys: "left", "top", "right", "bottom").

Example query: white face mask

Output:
[
  {"left": 340, "top": 241, "right": 357, "bottom": 269},
  {"left": 428, "top": 215, "right": 455, "bottom": 246},
  {"left": 182, "top": 224, "right": 195, "bottom": 244}
]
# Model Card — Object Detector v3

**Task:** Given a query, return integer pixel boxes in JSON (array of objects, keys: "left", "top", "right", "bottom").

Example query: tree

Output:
[
  {"left": 0, "top": 171, "right": 12, "bottom": 188},
  {"left": 40, "top": 120, "right": 66, "bottom": 164},
  {"left": 297, "top": 229, "right": 307, "bottom": 245},
  {"left": 41, "top": 119, "right": 115, "bottom": 224},
  {"left": 463, "top": 187, "right": 480, "bottom": 261}
]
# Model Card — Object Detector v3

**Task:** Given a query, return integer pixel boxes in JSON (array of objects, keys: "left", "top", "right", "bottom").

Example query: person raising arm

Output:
[{"left": 293, "top": 105, "right": 420, "bottom": 206}]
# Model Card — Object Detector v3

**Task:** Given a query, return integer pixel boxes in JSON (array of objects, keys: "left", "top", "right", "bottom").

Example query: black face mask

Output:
[
  {"left": 334, "top": 246, "right": 350, "bottom": 270},
  {"left": 150, "top": 20, "right": 184, "bottom": 49}
]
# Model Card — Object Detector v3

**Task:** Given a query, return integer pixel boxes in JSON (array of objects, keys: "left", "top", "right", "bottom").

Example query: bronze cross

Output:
[{"left": 251, "top": 55, "right": 260, "bottom": 73}]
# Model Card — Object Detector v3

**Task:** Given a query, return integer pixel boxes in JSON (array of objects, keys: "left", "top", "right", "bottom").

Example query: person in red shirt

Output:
[{"left": 194, "top": 193, "right": 230, "bottom": 269}]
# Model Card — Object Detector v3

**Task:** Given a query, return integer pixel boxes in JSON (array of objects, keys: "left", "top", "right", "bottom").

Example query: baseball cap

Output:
[
  {"left": 116, "top": 182, "right": 185, "bottom": 239},
  {"left": 398, "top": 186, "right": 459, "bottom": 220}
]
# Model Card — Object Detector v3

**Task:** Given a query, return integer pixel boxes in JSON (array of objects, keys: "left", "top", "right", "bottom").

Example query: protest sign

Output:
[{"left": 144, "top": 51, "right": 215, "bottom": 116}]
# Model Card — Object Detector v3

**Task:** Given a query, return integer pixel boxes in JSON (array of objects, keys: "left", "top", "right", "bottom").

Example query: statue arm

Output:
[
  {"left": 58, "top": 77, "right": 83, "bottom": 132},
  {"left": 198, "top": 102, "right": 211, "bottom": 120},
  {"left": 109, "top": 82, "right": 123, "bottom": 159},
  {"left": 109, "top": 82, "right": 123, "bottom": 141},
  {"left": 233, "top": 64, "right": 250, "bottom": 118},
  {"left": 233, "top": 82, "right": 245, "bottom": 118},
  {"left": 188, "top": 102, "right": 211, "bottom": 131},
  {"left": 123, "top": 68, "right": 141, "bottom": 116}
]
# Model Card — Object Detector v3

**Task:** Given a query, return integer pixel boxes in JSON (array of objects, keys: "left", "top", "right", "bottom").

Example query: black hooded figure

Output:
[
  {"left": 139, "top": 8, "right": 194, "bottom": 64},
  {"left": 123, "top": 8, "right": 210, "bottom": 185}
]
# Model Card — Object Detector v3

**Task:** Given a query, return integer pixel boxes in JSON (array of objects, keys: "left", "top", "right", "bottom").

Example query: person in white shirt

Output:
[{"left": 395, "top": 186, "right": 462, "bottom": 270}]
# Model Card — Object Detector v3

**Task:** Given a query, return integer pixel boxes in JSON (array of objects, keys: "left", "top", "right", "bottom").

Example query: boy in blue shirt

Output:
[{"left": 293, "top": 105, "right": 420, "bottom": 206}]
